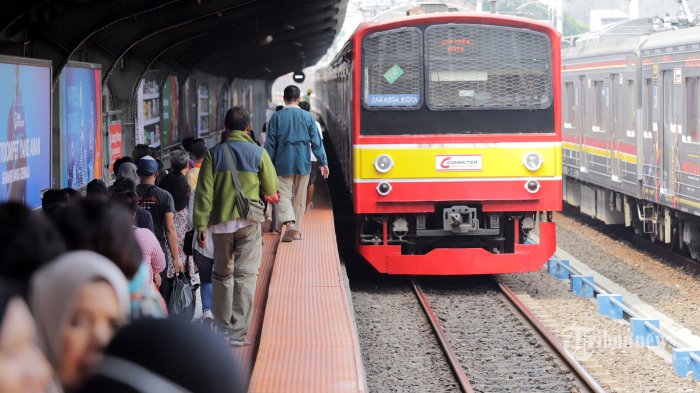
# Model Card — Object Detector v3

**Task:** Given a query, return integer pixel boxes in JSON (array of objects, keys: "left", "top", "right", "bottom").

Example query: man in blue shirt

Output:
[{"left": 265, "top": 85, "right": 329, "bottom": 242}]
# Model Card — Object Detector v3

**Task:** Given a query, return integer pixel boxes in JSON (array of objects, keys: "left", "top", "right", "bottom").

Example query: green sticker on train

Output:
[{"left": 383, "top": 64, "right": 404, "bottom": 84}]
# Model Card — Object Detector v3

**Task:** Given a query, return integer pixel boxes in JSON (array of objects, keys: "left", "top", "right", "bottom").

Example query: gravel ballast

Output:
[
  {"left": 351, "top": 280, "right": 459, "bottom": 393},
  {"left": 556, "top": 213, "right": 700, "bottom": 334},
  {"left": 422, "top": 279, "right": 580, "bottom": 393},
  {"left": 346, "top": 211, "right": 700, "bottom": 392},
  {"left": 501, "top": 269, "right": 700, "bottom": 393}
]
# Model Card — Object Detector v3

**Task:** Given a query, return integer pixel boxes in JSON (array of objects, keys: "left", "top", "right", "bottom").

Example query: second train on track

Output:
[{"left": 561, "top": 17, "right": 700, "bottom": 260}]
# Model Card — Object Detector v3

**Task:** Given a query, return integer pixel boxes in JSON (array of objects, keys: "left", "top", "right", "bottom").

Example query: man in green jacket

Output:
[{"left": 193, "top": 106, "right": 279, "bottom": 346}]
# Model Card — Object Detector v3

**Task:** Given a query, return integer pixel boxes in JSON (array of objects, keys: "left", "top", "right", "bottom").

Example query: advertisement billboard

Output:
[
  {"left": 59, "top": 63, "right": 103, "bottom": 189},
  {"left": 108, "top": 121, "right": 122, "bottom": 170},
  {"left": 0, "top": 57, "right": 51, "bottom": 209}
]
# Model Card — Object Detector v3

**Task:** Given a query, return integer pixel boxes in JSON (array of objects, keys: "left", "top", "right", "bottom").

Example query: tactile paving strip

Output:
[
  {"left": 249, "top": 184, "right": 366, "bottom": 392},
  {"left": 231, "top": 232, "right": 279, "bottom": 380}
]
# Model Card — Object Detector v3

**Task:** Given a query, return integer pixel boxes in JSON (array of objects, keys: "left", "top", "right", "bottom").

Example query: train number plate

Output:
[{"left": 435, "top": 155, "right": 482, "bottom": 171}]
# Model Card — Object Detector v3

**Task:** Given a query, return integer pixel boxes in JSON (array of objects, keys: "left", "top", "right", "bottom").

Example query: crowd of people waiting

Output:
[{"left": 0, "top": 86, "right": 327, "bottom": 393}]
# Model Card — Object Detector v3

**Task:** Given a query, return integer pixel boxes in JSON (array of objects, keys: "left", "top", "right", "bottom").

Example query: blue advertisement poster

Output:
[
  {"left": 0, "top": 61, "right": 51, "bottom": 209},
  {"left": 60, "top": 65, "right": 102, "bottom": 189}
]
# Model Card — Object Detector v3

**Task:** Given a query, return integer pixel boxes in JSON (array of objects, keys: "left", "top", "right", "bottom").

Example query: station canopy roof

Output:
[{"left": 0, "top": 0, "right": 348, "bottom": 82}]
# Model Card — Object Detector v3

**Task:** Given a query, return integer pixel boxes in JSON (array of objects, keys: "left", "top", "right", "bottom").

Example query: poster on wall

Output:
[
  {"left": 162, "top": 75, "right": 179, "bottom": 146},
  {"left": 59, "top": 63, "right": 102, "bottom": 189},
  {"left": 108, "top": 121, "right": 122, "bottom": 170},
  {"left": 0, "top": 57, "right": 51, "bottom": 209},
  {"left": 137, "top": 76, "right": 161, "bottom": 147}
]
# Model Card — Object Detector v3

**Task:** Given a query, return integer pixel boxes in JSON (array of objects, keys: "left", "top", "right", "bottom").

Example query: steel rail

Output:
[
  {"left": 497, "top": 281, "right": 607, "bottom": 393},
  {"left": 411, "top": 279, "right": 475, "bottom": 393}
]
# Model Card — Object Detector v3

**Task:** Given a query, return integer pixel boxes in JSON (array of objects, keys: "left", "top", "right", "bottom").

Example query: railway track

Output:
[
  {"left": 615, "top": 226, "right": 700, "bottom": 275},
  {"left": 562, "top": 206, "right": 700, "bottom": 275},
  {"left": 412, "top": 278, "right": 606, "bottom": 393}
]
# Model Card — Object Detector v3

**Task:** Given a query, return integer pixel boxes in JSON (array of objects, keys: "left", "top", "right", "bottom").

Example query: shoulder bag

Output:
[{"left": 222, "top": 143, "right": 265, "bottom": 223}]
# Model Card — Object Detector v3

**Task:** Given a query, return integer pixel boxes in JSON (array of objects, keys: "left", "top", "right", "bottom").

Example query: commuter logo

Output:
[{"left": 436, "top": 155, "right": 482, "bottom": 171}]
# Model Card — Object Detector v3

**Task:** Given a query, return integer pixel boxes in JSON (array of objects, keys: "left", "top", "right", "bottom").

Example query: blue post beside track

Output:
[
  {"left": 547, "top": 258, "right": 571, "bottom": 279},
  {"left": 545, "top": 256, "right": 700, "bottom": 380},
  {"left": 672, "top": 349, "right": 700, "bottom": 381},
  {"left": 630, "top": 318, "right": 660, "bottom": 346},
  {"left": 597, "top": 294, "right": 624, "bottom": 319},
  {"left": 570, "top": 275, "right": 595, "bottom": 298}
]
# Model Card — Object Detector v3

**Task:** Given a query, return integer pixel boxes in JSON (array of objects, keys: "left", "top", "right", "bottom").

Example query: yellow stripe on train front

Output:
[{"left": 353, "top": 144, "right": 562, "bottom": 180}]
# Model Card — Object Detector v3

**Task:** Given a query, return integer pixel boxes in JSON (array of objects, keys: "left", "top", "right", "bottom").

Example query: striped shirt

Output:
[{"left": 134, "top": 227, "right": 166, "bottom": 281}]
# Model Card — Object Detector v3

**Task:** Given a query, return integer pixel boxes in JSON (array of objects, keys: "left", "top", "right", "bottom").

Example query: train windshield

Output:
[
  {"left": 360, "top": 24, "right": 556, "bottom": 136},
  {"left": 362, "top": 27, "right": 423, "bottom": 109},
  {"left": 425, "top": 24, "right": 552, "bottom": 111}
]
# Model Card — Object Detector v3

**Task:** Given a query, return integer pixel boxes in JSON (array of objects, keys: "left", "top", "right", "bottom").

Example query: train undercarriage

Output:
[
  {"left": 564, "top": 176, "right": 700, "bottom": 260},
  {"left": 355, "top": 205, "right": 557, "bottom": 275}
]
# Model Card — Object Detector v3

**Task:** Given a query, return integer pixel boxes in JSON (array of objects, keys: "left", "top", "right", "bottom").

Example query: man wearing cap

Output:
[{"left": 136, "top": 155, "right": 184, "bottom": 300}]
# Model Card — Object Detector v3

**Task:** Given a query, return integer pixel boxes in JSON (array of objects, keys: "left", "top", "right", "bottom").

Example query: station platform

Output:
[{"left": 232, "top": 184, "right": 366, "bottom": 392}]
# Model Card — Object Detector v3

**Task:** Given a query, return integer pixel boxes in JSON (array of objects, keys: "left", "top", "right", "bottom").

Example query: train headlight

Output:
[
  {"left": 525, "top": 180, "right": 541, "bottom": 194},
  {"left": 523, "top": 153, "right": 542, "bottom": 171},
  {"left": 377, "top": 182, "right": 392, "bottom": 196},
  {"left": 374, "top": 154, "right": 394, "bottom": 173}
]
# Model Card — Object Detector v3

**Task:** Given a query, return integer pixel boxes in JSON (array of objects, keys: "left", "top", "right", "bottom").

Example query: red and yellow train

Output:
[{"left": 317, "top": 11, "right": 562, "bottom": 275}]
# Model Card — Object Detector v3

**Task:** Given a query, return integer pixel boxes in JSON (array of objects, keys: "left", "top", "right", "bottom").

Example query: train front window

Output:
[
  {"left": 359, "top": 23, "right": 556, "bottom": 136},
  {"left": 362, "top": 27, "right": 423, "bottom": 110},
  {"left": 425, "top": 24, "right": 552, "bottom": 111}
]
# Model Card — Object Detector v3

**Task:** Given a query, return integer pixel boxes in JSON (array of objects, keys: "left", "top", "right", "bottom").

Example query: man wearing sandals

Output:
[
  {"left": 193, "top": 107, "right": 279, "bottom": 346},
  {"left": 265, "top": 85, "right": 329, "bottom": 242}
]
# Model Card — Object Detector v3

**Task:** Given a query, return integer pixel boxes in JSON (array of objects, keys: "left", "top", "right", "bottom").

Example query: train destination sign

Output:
[
  {"left": 440, "top": 38, "right": 477, "bottom": 54},
  {"left": 366, "top": 94, "right": 419, "bottom": 106}
]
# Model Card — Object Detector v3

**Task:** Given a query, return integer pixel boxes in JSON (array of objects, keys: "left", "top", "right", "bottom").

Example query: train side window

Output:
[
  {"left": 593, "top": 81, "right": 604, "bottom": 132},
  {"left": 361, "top": 27, "right": 423, "bottom": 110},
  {"left": 627, "top": 80, "right": 636, "bottom": 133},
  {"left": 564, "top": 82, "right": 575, "bottom": 128},
  {"left": 613, "top": 77, "right": 626, "bottom": 132},
  {"left": 686, "top": 77, "right": 699, "bottom": 143},
  {"left": 644, "top": 79, "right": 653, "bottom": 133},
  {"left": 666, "top": 74, "right": 683, "bottom": 136}
]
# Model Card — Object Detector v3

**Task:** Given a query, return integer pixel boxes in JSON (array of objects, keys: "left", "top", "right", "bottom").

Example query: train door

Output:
[
  {"left": 661, "top": 70, "right": 681, "bottom": 196},
  {"left": 579, "top": 75, "right": 588, "bottom": 171},
  {"left": 610, "top": 74, "right": 631, "bottom": 182},
  {"left": 611, "top": 74, "right": 622, "bottom": 181},
  {"left": 563, "top": 80, "right": 579, "bottom": 167},
  {"left": 643, "top": 77, "right": 654, "bottom": 194}
]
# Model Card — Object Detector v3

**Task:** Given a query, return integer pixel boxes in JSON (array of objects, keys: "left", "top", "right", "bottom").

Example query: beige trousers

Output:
[
  {"left": 277, "top": 174, "right": 310, "bottom": 230},
  {"left": 211, "top": 224, "right": 261, "bottom": 339}
]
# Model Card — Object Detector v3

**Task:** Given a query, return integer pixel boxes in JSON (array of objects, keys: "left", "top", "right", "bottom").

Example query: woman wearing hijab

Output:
[
  {"left": 78, "top": 319, "right": 245, "bottom": 393},
  {"left": 0, "top": 278, "right": 53, "bottom": 393},
  {"left": 30, "top": 251, "right": 130, "bottom": 393}
]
